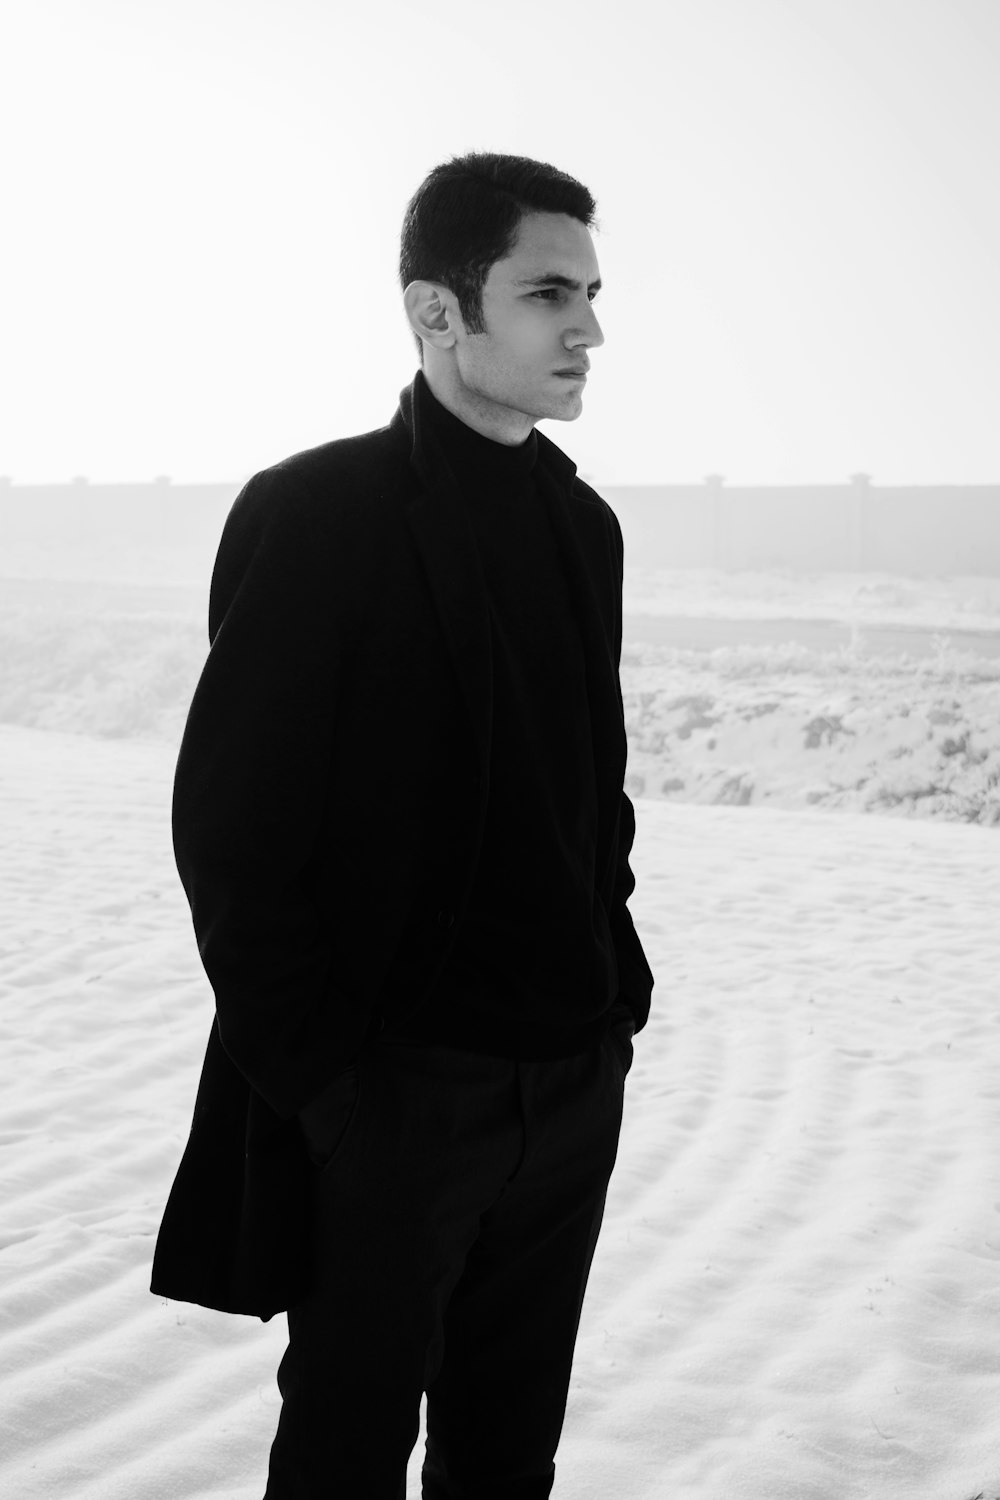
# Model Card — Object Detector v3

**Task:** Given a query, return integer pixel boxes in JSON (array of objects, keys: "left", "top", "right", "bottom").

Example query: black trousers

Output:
[{"left": 263, "top": 1030, "right": 628, "bottom": 1499}]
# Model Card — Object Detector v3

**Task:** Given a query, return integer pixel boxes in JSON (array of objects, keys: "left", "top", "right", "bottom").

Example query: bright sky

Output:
[{"left": 3, "top": 0, "right": 998, "bottom": 484}]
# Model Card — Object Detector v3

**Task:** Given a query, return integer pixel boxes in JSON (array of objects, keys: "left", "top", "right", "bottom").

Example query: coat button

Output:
[{"left": 436, "top": 909, "right": 455, "bottom": 928}]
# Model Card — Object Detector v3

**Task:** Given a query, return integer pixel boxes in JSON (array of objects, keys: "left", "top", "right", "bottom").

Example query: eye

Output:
[{"left": 531, "top": 288, "right": 561, "bottom": 300}]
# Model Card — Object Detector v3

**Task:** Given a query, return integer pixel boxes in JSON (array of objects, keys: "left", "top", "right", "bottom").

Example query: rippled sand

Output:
[{"left": 2, "top": 724, "right": 999, "bottom": 1499}]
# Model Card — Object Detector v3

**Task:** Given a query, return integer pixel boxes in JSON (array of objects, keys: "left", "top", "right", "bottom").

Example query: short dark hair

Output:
[{"left": 399, "top": 151, "right": 598, "bottom": 358}]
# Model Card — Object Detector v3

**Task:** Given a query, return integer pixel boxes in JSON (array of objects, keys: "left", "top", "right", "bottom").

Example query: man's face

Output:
[{"left": 450, "top": 211, "right": 604, "bottom": 426}]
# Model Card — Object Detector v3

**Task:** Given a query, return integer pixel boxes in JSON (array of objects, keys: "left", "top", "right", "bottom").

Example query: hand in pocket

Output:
[{"left": 296, "top": 1065, "right": 362, "bottom": 1169}]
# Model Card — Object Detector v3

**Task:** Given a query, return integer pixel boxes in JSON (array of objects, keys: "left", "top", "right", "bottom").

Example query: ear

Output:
[{"left": 403, "top": 280, "right": 460, "bottom": 351}]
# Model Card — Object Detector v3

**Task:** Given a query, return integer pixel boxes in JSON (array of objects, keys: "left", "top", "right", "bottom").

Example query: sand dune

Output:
[{"left": 3, "top": 720, "right": 1000, "bottom": 1498}]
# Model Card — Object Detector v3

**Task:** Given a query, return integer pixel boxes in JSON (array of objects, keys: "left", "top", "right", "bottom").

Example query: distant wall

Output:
[
  {"left": 601, "top": 480, "right": 1000, "bottom": 574},
  {"left": 0, "top": 479, "right": 239, "bottom": 556},
  {"left": 2, "top": 477, "right": 999, "bottom": 575}
]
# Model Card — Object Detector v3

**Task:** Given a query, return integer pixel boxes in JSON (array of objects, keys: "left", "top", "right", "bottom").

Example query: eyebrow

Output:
[{"left": 514, "top": 273, "right": 602, "bottom": 293}]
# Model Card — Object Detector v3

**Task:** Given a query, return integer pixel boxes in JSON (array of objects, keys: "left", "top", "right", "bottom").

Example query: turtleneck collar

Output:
[{"left": 417, "top": 370, "right": 539, "bottom": 486}]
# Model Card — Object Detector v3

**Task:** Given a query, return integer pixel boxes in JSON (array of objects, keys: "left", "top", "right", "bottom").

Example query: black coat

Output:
[{"left": 150, "top": 372, "right": 654, "bottom": 1320}]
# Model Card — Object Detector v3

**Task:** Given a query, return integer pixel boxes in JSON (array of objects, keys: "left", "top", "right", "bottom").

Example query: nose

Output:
[{"left": 566, "top": 299, "right": 605, "bottom": 351}]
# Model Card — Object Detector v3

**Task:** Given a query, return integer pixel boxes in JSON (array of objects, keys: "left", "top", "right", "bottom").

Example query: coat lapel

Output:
[
  {"left": 392, "top": 374, "right": 626, "bottom": 887},
  {"left": 401, "top": 468, "right": 494, "bottom": 781},
  {"left": 393, "top": 379, "right": 494, "bottom": 781}
]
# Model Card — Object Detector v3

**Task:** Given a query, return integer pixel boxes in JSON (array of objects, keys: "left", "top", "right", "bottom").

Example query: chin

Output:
[{"left": 543, "top": 396, "right": 584, "bottom": 423}]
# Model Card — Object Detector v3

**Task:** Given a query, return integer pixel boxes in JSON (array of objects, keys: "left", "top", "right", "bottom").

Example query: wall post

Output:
[
  {"left": 848, "top": 472, "right": 871, "bottom": 571},
  {"left": 706, "top": 473, "right": 726, "bottom": 569}
]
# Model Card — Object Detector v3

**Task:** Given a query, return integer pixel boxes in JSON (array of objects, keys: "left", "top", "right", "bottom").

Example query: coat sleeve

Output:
[
  {"left": 172, "top": 467, "right": 365, "bottom": 1120},
  {"left": 604, "top": 503, "right": 655, "bottom": 1035}
]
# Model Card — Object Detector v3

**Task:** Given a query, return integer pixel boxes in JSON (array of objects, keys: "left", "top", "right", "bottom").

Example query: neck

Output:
[{"left": 421, "top": 358, "right": 535, "bottom": 448}]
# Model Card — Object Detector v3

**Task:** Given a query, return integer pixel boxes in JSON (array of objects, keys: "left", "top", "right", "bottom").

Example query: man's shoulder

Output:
[
  {"left": 207, "top": 417, "right": 413, "bottom": 620},
  {"left": 572, "top": 475, "right": 623, "bottom": 564},
  {"left": 536, "top": 430, "right": 622, "bottom": 543},
  {"left": 224, "top": 420, "right": 412, "bottom": 543},
  {"left": 257, "top": 419, "right": 409, "bottom": 495},
  {"left": 570, "top": 470, "right": 611, "bottom": 512}
]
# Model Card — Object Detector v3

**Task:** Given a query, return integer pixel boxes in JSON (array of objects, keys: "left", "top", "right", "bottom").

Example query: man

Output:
[{"left": 151, "top": 151, "right": 654, "bottom": 1499}]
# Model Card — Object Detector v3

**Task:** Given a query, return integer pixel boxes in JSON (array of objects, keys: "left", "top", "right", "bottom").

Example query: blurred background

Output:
[{"left": 2, "top": 0, "right": 999, "bottom": 821}]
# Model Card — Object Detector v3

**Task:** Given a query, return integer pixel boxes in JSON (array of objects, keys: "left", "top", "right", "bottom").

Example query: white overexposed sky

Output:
[{"left": 2, "top": 0, "right": 998, "bottom": 485}]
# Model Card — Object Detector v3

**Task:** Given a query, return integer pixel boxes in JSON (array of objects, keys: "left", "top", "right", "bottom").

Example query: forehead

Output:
[{"left": 489, "top": 211, "right": 600, "bottom": 286}]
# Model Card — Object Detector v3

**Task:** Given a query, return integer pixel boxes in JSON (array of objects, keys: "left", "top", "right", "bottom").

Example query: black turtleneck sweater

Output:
[{"left": 387, "top": 383, "right": 619, "bottom": 1059}]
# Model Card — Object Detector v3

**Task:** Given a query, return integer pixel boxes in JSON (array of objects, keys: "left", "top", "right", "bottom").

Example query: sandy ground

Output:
[{"left": 3, "top": 722, "right": 1000, "bottom": 1499}]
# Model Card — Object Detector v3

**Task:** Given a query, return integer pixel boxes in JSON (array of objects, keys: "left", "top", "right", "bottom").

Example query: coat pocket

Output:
[
  {"left": 296, "top": 1065, "right": 363, "bottom": 1170},
  {"left": 605, "top": 1008, "right": 635, "bottom": 1076}
]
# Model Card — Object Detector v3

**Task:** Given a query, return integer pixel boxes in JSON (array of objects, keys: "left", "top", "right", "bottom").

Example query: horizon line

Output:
[{"left": 2, "top": 476, "right": 1000, "bottom": 489}]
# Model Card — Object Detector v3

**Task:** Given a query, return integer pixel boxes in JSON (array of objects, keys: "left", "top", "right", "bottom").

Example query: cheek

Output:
[
  {"left": 462, "top": 316, "right": 550, "bottom": 385},
  {"left": 506, "top": 317, "right": 552, "bottom": 366}
]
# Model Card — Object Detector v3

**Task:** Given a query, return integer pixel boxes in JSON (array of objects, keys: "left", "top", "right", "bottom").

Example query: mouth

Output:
[{"left": 554, "top": 369, "right": 588, "bottom": 381}]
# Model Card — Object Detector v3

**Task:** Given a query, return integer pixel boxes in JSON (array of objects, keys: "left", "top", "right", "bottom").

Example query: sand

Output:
[{"left": 3, "top": 717, "right": 1000, "bottom": 1499}]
